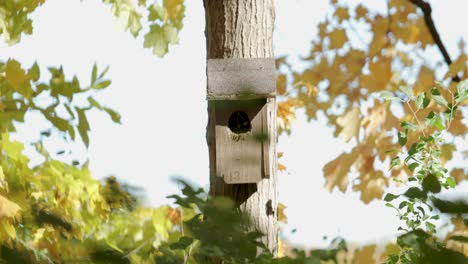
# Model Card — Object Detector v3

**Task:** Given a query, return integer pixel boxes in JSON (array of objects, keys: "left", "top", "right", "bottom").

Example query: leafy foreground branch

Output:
[{"left": 383, "top": 80, "right": 468, "bottom": 264}]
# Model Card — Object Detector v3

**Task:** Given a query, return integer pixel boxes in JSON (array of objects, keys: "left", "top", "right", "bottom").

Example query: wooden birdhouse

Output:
[{"left": 207, "top": 58, "right": 276, "bottom": 184}]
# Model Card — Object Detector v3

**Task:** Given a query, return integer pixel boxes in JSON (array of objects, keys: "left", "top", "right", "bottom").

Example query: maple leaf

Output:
[
  {"left": 360, "top": 58, "right": 392, "bottom": 92},
  {"left": 336, "top": 107, "right": 360, "bottom": 142},
  {"left": 329, "top": 28, "right": 348, "bottom": 49},
  {"left": 334, "top": 7, "right": 350, "bottom": 23},
  {"left": 277, "top": 74, "right": 287, "bottom": 95},
  {"left": 277, "top": 203, "right": 287, "bottom": 224},
  {"left": 323, "top": 149, "right": 357, "bottom": 192},
  {"left": 277, "top": 99, "right": 297, "bottom": 134},
  {"left": 450, "top": 168, "right": 467, "bottom": 184},
  {"left": 164, "top": 0, "right": 184, "bottom": 21},
  {"left": 355, "top": 4, "right": 368, "bottom": 20},
  {"left": 353, "top": 170, "right": 387, "bottom": 204},
  {"left": 444, "top": 54, "right": 467, "bottom": 80}
]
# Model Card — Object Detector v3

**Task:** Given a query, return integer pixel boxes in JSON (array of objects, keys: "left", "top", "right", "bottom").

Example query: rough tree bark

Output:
[{"left": 204, "top": 0, "right": 278, "bottom": 255}]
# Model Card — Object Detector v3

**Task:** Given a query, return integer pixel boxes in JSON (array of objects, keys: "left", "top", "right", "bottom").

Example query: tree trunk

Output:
[{"left": 204, "top": 0, "right": 278, "bottom": 256}]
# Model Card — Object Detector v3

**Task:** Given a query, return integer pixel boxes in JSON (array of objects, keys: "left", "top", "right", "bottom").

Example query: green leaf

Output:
[
  {"left": 91, "top": 63, "right": 97, "bottom": 85},
  {"left": 164, "top": 24, "right": 179, "bottom": 44},
  {"left": 128, "top": 11, "right": 142, "bottom": 38},
  {"left": 390, "top": 157, "right": 401, "bottom": 168},
  {"left": 424, "top": 111, "right": 445, "bottom": 130},
  {"left": 148, "top": 2, "right": 165, "bottom": 21},
  {"left": 443, "top": 104, "right": 457, "bottom": 124},
  {"left": 448, "top": 235, "right": 468, "bottom": 243},
  {"left": 403, "top": 187, "right": 427, "bottom": 199},
  {"left": 416, "top": 206, "right": 425, "bottom": 217},
  {"left": 380, "top": 91, "right": 399, "bottom": 100},
  {"left": 425, "top": 221, "right": 435, "bottom": 232},
  {"left": 399, "top": 85, "right": 413, "bottom": 98},
  {"left": 455, "top": 79, "right": 468, "bottom": 103},
  {"left": 92, "top": 80, "right": 111, "bottom": 89},
  {"left": 46, "top": 115, "right": 69, "bottom": 132},
  {"left": 422, "top": 174, "right": 441, "bottom": 193},
  {"left": 64, "top": 104, "right": 75, "bottom": 119},
  {"left": 398, "top": 130, "right": 407, "bottom": 146},
  {"left": 98, "top": 66, "right": 110, "bottom": 79},
  {"left": 76, "top": 107, "right": 90, "bottom": 147},
  {"left": 408, "top": 162, "right": 419, "bottom": 172},
  {"left": 446, "top": 177, "right": 455, "bottom": 188},
  {"left": 401, "top": 121, "right": 417, "bottom": 130},
  {"left": 399, "top": 201, "right": 408, "bottom": 209},
  {"left": 170, "top": 236, "right": 194, "bottom": 250},
  {"left": 28, "top": 62, "right": 40, "bottom": 82},
  {"left": 430, "top": 87, "right": 448, "bottom": 106},
  {"left": 104, "top": 107, "right": 121, "bottom": 124},
  {"left": 384, "top": 193, "right": 399, "bottom": 202},
  {"left": 144, "top": 24, "right": 168, "bottom": 57},
  {"left": 88, "top": 97, "right": 102, "bottom": 110},
  {"left": 415, "top": 92, "right": 429, "bottom": 109}
]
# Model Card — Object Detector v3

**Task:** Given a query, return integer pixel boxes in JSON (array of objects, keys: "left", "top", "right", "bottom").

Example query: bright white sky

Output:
[{"left": 1, "top": 0, "right": 466, "bottom": 248}]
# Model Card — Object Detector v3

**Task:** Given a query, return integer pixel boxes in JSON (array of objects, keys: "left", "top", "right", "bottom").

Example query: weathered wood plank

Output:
[
  {"left": 207, "top": 58, "right": 276, "bottom": 99},
  {"left": 213, "top": 100, "right": 268, "bottom": 183}
]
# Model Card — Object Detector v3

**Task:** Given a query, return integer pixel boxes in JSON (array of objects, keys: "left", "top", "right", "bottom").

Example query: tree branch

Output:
[{"left": 407, "top": 0, "right": 460, "bottom": 81}]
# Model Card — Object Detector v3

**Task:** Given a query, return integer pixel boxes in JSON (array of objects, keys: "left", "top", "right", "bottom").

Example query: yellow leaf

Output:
[
  {"left": 355, "top": 4, "right": 368, "bottom": 20},
  {"left": 362, "top": 102, "right": 387, "bottom": 136},
  {"left": 360, "top": 58, "right": 392, "bottom": 92},
  {"left": 441, "top": 144, "right": 456, "bottom": 164},
  {"left": 353, "top": 170, "right": 387, "bottom": 204},
  {"left": 444, "top": 54, "right": 467, "bottom": 80},
  {"left": 323, "top": 149, "right": 357, "bottom": 192},
  {"left": 2, "top": 222, "right": 16, "bottom": 239},
  {"left": 164, "top": 0, "right": 184, "bottom": 20},
  {"left": 329, "top": 28, "right": 347, "bottom": 49},
  {"left": 277, "top": 203, "right": 287, "bottom": 224},
  {"left": 396, "top": 24, "right": 420, "bottom": 44},
  {"left": 450, "top": 168, "right": 466, "bottom": 184},
  {"left": 278, "top": 163, "right": 287, "bottom": 172},
  {"left": 353, "top": 245, "right": 377, "bottom": 264},
  {"left": 0, "top": 195, "right": 21, "bottom": 219},
  {"left": 32, "top": 228, "right": 46, "bottom": 246},
  {"left": 318, "top": 22, "right": 327, "bottom": 39},
  {"left": 276, "top": 74, "right": 287, "bottom": 95},
  {"left": 336, "top": 107, "right": 360, "bottom": 142},
  {"left": 414, "top": 66, "right": 434, "bottom": 93},
  {"left": 0, "top": 167, "right": 6, "bottom": 191},
  {"left": 369, "top": 18, "right": 388, "bottom": 55},
  {"left": 334, "top": 7, "right": 349, "bottom": 22},
  {"left": 345, "top": 49, "right": 366, "bottom": 73},
  {"left": 277, "top": 100, "right": 296, "bottom": 134}
]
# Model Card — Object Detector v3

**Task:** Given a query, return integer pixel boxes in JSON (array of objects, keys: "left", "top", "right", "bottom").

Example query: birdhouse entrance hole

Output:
[{"left": 228, "top": 111, "right": 252, "bottom": 134}]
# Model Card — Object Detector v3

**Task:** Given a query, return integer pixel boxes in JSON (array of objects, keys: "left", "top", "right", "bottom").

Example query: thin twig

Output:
[
  {"left": 407, "top": 0, "right": 460, "bottom": 82},
  {"left": 406, "top": 100, "right": 426, "bottom": 138}
]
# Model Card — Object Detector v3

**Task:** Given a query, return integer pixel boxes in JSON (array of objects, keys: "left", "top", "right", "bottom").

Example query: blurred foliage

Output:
[
  {"left": 0, "top": 0, "right": 185, "bottom": 57},
  {"left": 276, "top": 0, "right": 467, "bottom": 205},
  {"left": 0, "top": 0, "right": 467, "bottom": 263},
  {"left": 382, "top": 81, "right": 468, "bottom": 263}
]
